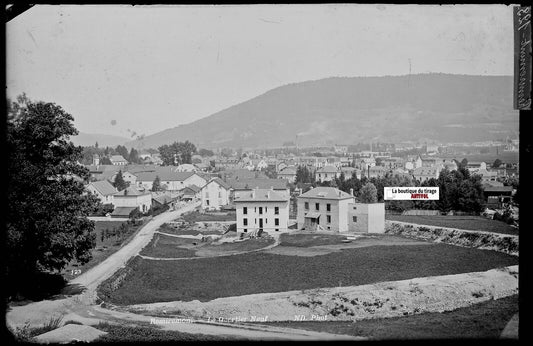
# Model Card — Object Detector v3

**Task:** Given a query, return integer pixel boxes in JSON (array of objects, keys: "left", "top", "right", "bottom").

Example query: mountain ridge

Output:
[{"left": 125, "top": 73, "right": 518, "bottom": 149}]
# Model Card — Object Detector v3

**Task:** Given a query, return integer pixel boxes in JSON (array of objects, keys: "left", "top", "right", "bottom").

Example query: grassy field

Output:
[
  {"left": 93, "top": 322, "right": 239, "bottom": 342},
  {"left": 139, "top": 234, "right": 198, "bottom": 258},
  {"left": 279, "top": 233, "right": 348, "bottom": 247},
  {"left": 157, "top": 223, "right": 224, "bottom": 236},
  {"left": 261, "top": 294, "right": 518, "bottom": 339},
  {"left": 181, "top": 210, "right": 236, "bottom": 222},
  {"left": 105, "top": 243, "right": 518, "bottom": 304},
  {"left": 139, "top": 233, "right": 275, "bottom": 258},
  {"left": 386, "top": 215, "right": 518, "bottom": 236},
  {"left": 201, "top": 237, "right": 274, "bottom": 253}
]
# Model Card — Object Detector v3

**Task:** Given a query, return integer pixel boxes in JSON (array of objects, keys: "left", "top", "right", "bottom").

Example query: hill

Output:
[
  {"left": 126, "top": 74, "right": 518, "bottom": 149},
  {"left": 71, "top": 132, "right": 131, "bottom": 148}
]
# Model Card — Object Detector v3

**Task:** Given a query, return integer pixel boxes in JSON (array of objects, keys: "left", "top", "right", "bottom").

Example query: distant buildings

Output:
[
  {"left": 315, "top": 165, "right": 340, "bottom": 183},
  {"left": 86, "top": 180, "right": 117, "bottom": 204},
  {"left": 110, "top": 155, "right": 128, "bottom": 166},
  {"left": 113, "top": 186, "right": 152, "bottom": 214},
  {"left": 201, "top": 178, "right": 231, "bottom": 210}
]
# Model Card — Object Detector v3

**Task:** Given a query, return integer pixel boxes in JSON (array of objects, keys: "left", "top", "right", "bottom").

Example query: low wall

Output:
[{"left": 385, "top": 221, "right": 519, "bottom": 256}]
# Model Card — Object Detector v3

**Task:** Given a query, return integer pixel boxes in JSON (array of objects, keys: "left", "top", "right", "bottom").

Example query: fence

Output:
[{"left": 401, "top": 209, "right": 441, "bottom": 216}]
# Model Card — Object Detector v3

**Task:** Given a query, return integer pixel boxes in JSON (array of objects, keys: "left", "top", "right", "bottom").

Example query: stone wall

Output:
[{"left": 385, "top": 221, "right": 518, "bottom": 256}]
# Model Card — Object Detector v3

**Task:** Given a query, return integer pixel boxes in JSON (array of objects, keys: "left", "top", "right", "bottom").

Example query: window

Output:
[
  {"left": 275, "top": 207, "right": 279, "bottom": 215},
  {"left": 327, "top": 215, "right": 331, "bottom": 224},
  {"left": 206, "top": 200, "right": 210, "bottom": 206},
  {"left": 243, "top": 218, "right": 248, "bottom": 226},
  {"left": 265, "top": 207, "right": 268, "bottom": 213},
  {"left": 315, "top": 203, "right": 319, "bottom": 211},
  {"left": 304, "top": 202, "right": 309, "bottom": 210},
  {"left": 244, "top": 229, "right": 247, "bottom": 233},
  {"left": 275, "top": 228, "right": 279, "bottom": 232},
  {"left": 243, "top": 207, "right": 247, "bottom": 214},
  {"left": 275, "top": 218, "right": 279, "bottom": 226},
  {"left": 353, "top": 216, "right": 357, "bottom": 222},
  {"left": 218, "top": 192, "right": 221, "bottom": 198},
  {"left": 327, "top": 203, "right": 331, "bottom": 212},
  {"left": 259, "top": 207, "right": 263, "bottom": 214}
]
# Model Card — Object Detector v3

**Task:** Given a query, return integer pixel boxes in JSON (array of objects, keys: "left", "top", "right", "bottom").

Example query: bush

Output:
[{"left": 129, "top": 207, "right": 143, "bottom": 220}]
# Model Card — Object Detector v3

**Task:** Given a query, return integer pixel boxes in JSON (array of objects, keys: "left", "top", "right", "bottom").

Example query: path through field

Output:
[{"left": 6, "top": 202, "right": 360, "bottom": 341}]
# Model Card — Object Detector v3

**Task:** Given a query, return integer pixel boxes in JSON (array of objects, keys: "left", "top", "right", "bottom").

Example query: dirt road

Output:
[{"left": 6, "top": 202, "right": 360, "bottom": 341}]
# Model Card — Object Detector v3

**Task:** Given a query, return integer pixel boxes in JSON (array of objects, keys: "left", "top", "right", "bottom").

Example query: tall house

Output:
[
  {"left": 234, "top": 188, "right": 289, "bottom": 234},
  {"left": 297, "top": 187, "right": 355, "bottom": 232}
]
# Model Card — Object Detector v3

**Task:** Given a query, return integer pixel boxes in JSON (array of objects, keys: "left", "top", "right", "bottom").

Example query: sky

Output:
[{"left": 6, "top": 4, "right": 516, "bottom": 139}]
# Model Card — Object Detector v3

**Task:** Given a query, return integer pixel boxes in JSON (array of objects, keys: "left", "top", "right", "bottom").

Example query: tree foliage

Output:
[
  {"left": 7, "top": 95, "right": 100, "bottom": 292},
  {"left": 359, "top": 182, "right": 378, "bottom": 203},
  {"left": 113, "top": 170, "right": 128, "bottom": 191},
  {"left": 152, "top": 175, "right": 162, "bottom": 192},
  {"left": 158, "top": 140, "right": 197, "bottom": 166},
  {"left": 295, "top": 165, "right": 314, "bottom": 184}
]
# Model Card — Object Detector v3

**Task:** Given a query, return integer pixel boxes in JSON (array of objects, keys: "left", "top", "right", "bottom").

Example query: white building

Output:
[
  {"left": 135, "top": 171, "right": 207, "bottom": 192},
  {"left": 277, "top": 167, "right": 297, "bottom": 183},
  {"left": 348, "top": 203, "right": 385, "bottom": 233},
  {"left": 86, "top": 180, "right": 117, "bottom": 205},
  {"left": 110, "top": 155, "right": 128, "bottom": 166},
  {"left": 201, "top": 178, "right": 231, "bottom": 210},
  {"left": 234, "top": 188, "right": 289, "bottom": 233},
  {"left": 315, "top": 165, "right": 340, "bottom": 183},
  {"left": 113, "top": 186, "right": 152, "bottom": 213},
  {"left": 297, "top": 187, "right": 355, "bottom": 232}
]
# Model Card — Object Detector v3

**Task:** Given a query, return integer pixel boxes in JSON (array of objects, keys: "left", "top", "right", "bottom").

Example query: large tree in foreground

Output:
[{"left": 6, "top": 95, "right": 100, "bottom": 292}]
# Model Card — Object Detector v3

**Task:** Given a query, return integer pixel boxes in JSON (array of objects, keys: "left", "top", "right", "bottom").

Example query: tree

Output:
[
  {"left": 157, "top": 141, "right": 197, "bottom": 166},
  {"left": 113, "top": 170, "right": 128, "bottom": 191},
  {"left": 198, "top": 148, "right": 214, "bottom": 157},
  {"left": 101, "top": 156, "right": 112, "bottom": 165},
  {"left": 115, "top": 145, "right": 129, "bottom": 161},
  {"left": 459, "top": 158, "right": 468, "bottom": 169},
  {"left": 152, "top": 175, "right": 162, "bottom": 192},
  {"left": 95, "top": 141, "right": 99, "bottom": 149},
  {"left": 129, "top": 147, "right": 139, "bottom": 164},
  {"left": 7, "top": 95, "right": 100, "bottom": 295},
  {"left": 492, "top": 159, "right": 502, "bottom": 168},
  {"left": 359, "top": 182, "right": 378, "bottom": 203}
]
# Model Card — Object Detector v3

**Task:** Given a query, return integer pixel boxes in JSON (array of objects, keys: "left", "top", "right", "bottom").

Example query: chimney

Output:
[
  {"left": 338, "top": 190, "right": 342, "bottom": 197},
  {"left": 350, "top": 188, "right": 354, "bottom": 196}
]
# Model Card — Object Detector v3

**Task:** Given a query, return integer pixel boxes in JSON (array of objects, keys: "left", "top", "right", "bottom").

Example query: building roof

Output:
[
  {"left": 227, "top": 178, "right": 288, "bottom": 190},
  {"left": 114, "top": 186, "right": 150, "bottom": 197},
  {"left": 204, "top": 177, "right": 231, "bottom": 190},
  {"left": 298, "top": 187, "right": 354, "bottom": 200},
  {"left": 88, "top": 180, "right": 117, "bottom": 196},
  {"left": 279, "top": 167, "right": 297, "bottom": 175},
  {"left": 110, "top": 155, "right": 128, "bottom": 163},
  {"left": 234, "top": 188, "right": 288, "bottom": 202},
  {"left": 111, "top": 206, "right": 137, "bottom": 217},
  {"left": 316, "top": 165, "right": 339, "bottom": 174},
  {"left": 483, "top": 186, "right": 513, "bottom": 193},
  {"left": 413, "top": 167, "right": 439, "bottom": 175},
  {"left": 134, "top": 170, "right": 196, "bottom": 182},
  {"left": 152, "top": 193, "right": 177, "bottom": 205}
]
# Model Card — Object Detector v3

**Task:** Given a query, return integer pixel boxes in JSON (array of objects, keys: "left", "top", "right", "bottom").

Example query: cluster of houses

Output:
[{"left": 84, "top": 146, "right": 517, "bottom": 228}]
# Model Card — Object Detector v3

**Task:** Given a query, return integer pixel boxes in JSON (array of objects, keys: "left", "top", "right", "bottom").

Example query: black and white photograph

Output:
[{"left": 5, "top": 4, "right": 524, "bottom": 342}]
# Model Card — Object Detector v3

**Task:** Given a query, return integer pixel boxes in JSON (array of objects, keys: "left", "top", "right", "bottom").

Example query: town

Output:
[
  {"left": 6, "top": 4, "right": 521, "bottom": 343},
  {"left": 82, "top": 139, "right": 519, "bottom": 232}
]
